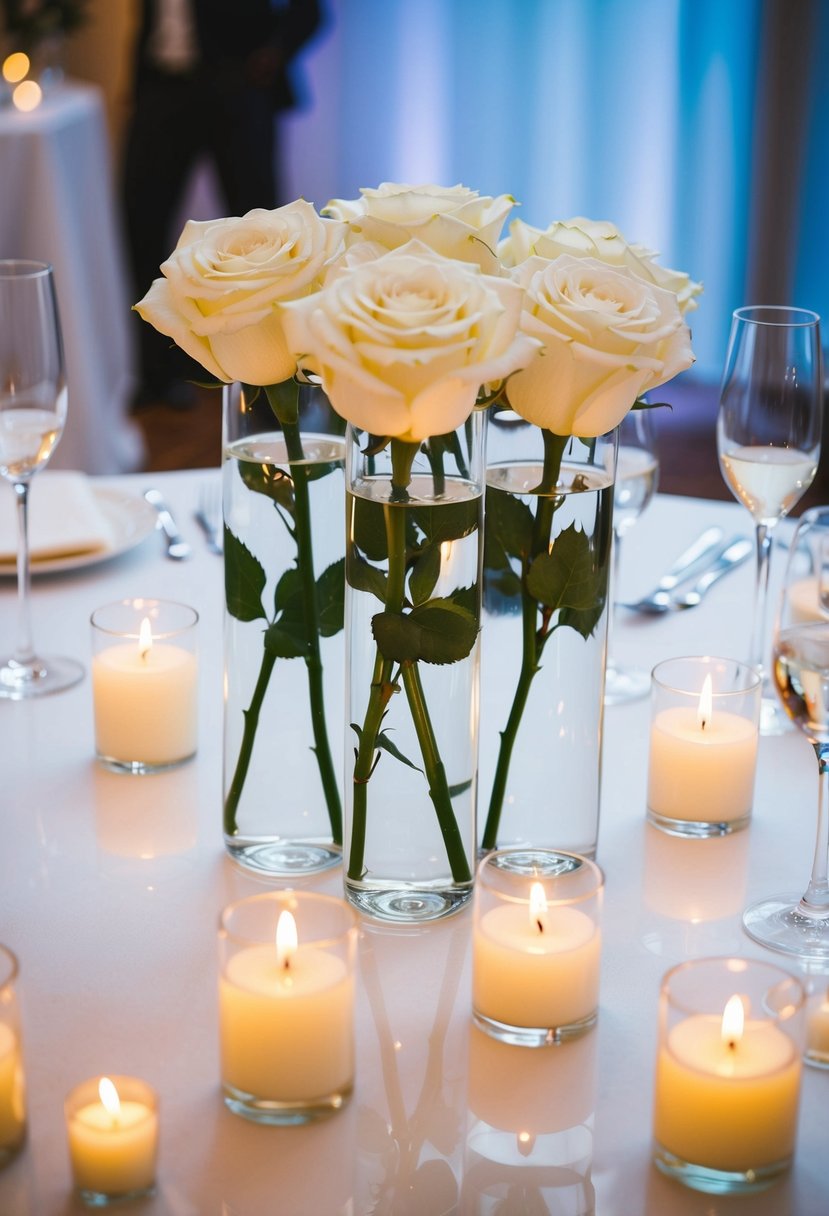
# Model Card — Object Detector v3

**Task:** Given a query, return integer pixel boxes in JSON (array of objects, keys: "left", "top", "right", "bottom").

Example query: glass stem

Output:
[
  {"left": 802, "top": 743, "right": 829, "bottom": 915},
  {"left": 749, "top": 521, "right": 775, "bottom": 680},
  {"left": 13, "top": 480, "right": 35, "bottom": 665}
]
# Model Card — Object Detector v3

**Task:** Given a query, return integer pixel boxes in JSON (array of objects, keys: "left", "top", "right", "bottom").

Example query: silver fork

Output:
[
  {"left": 620, "top": 538, "right": 753, "bottom": 614},
  {"left": 617, "top": 527, "right": 724, "bottom": 613},
  {"left": 195, "top": 480, "right": 223, "bottom": 556}
]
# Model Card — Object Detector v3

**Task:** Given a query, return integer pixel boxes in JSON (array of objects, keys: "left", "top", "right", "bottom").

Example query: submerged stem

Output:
[{"left": 482, "top": 429, "right": 569, "bottom": 848}]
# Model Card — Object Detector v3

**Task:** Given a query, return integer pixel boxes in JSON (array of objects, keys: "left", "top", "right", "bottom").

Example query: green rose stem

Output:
[
  {"left": 222, "top": 381, "right": 343, "bottom": 844},
  {"left": 481, "top": 428, "right": 569, "bottom": 851},
  {"left": 347, "top": 438, "right": 473, "bottom": 885}
]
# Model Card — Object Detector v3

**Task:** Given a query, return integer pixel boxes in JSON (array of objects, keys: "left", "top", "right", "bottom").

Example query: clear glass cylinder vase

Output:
[
  {"left": 479, "top": 410, "right": 617, "bottom": 857},
  {"left": 343, "top": 414, "right": 485, "bottom": 922},
  {"left": 222, "top": 381, "right": 346, "bottom": 876}
]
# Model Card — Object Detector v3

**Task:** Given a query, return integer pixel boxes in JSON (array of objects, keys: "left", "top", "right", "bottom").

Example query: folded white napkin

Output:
[{"left": 0, "top": 471, "right": 117, "bottom": 562}]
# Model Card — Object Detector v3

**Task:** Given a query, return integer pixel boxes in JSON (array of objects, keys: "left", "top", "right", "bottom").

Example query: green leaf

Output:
[
  {"left": 484, "top": 484, "right": 534, "bottom": 560},
  {"left": 526, "top": 523, "right": 598, "bottom": 611},
  {"left": 448, "top": 778, "right": 473, "bottom": 798},
  {"left": 224, "top": 527, "right": 267, "bottom": 622},
  {"left": 263, "top": 621, "right": 306, "bottom": 659},
  {"left": 350, "top": 723, "right": 422, "bottom": 772},
  {"left": 372, "top": 600, "right": 479, "bottom": 665},
  {"left": 346, "top": 545, "right": 388, "bottom": 600},
  {"left": 274, "top": 567, "right": 301, "bottom": 613},
  {"left": 349, "top": 495, "right": 388, "bottom": 561},
  {"left": 559, "top": 597, "right": 606, "bottom": 640},
  {"left": 304, "top": 459, "right": 343, "bottom": 484},
  {"left": 316, "top": 558, "right": 345, "bottom": 637},
  {"left": 412, "top": 497, "right": 480, "bottom": 546},
  {"left": 409, "top": 544, "right": 441, "bottom": 605},
  {"left": 239, "top": 460, "right": 296, "bottom": 517}
]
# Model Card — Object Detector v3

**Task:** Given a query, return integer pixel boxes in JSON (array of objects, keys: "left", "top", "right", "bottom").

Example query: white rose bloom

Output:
[
  {"left": 282, "top": 241, "right": 540, "bottom": 442},
  {"left": 506, "top": 254, "right": 695, "bottom": 437},
  {"left": 499, "top": 216, "right": 703, "bottom": 314},
  {"left": 323, "top": 183, "right": 515, "bottom": 273},
  {"left": 134, "top": 201, "right": 345, "bottom": 385}
]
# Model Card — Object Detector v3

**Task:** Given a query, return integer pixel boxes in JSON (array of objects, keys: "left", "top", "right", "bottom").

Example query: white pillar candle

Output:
[
  {"left": 0, "top": 1023, "right": 25, "bottom": 1154},
  {"left": 66, "top": 1076, "right": 159, "bottom": 1198},
  {"left": 654, "top": 996, "right": 801, "bottom": 1171},
  {"left": 648, "top": 675, "right": 758, "bottom": 825},
  {"left": 473, "top": 882, "right": 601, "bottom": 1031},
  {"left": 219, "top": 910, "right": 354, "bottom": 1102},
  {"left": 92, "top": 616, "right": 197, "bottom": 767}
]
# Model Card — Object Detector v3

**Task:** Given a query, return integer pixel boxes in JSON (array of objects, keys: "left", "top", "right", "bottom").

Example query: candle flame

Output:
[
  {"left": 2, "top": 52, "right": 30, "bottom": 84},
  {"left": 697, "top": 674, "right": 713, "bottom": 731},
  {"left": 721, "top": 994, "right": 745, "bottom": 1050},
  {"left": 529, "top": 882, "right": 547, "bottom": 934},
  {"left": 12, "top": 79, "right": 41, "bottom": 111},
  {"left": 98, "top": 1076, "right": 121, "bottom": 1122},
  {"left": 138, "top": 617, "right": 153, "bottom": 660},
  {"left": 276, "top": 910, "right": 297, "bottom": 970}
]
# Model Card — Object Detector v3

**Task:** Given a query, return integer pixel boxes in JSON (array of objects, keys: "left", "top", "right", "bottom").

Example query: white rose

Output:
[
  {"left": 506, "top": 254, "right": 695, "bottom": 437},
  {"left": 323, "top": 183, "right": 515, "bottom": 273},
  {"left": 134, "top": 201, "right": 345, "bottom": 385},
  {"left": 499, "top": 216, "right": 703, "bottom": 314},
  {"left": 281, "top": 241, "right": 540, "bottom": 442}
]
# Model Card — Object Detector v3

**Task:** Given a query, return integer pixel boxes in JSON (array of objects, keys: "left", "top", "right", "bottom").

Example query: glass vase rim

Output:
[
  {"left": 219, "top": 890, "right": 358, "bottom": 948},
  {"left": 660, "top": 955, "right": 806, "bottom": 1021},
  {"left": 0, "top": 259, "right": 53, "bottom": 281},
  {"left": 651, "top": 655, "right": 762, "bottom": 698},
  {"left": 0, "top": 943, "right": 19, "bottom": 992},
  {"left": 732, "top": 305, "right": 820, "bottom": 328},
  {"left": 90, "top": 598, "right": 199, "bottom": 641}
]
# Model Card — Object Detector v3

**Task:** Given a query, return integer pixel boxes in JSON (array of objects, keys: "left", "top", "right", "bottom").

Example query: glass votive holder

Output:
[
  {"left": 804, "top": 973, "right": 829, "bottom": 1069},
  {"left": 652, "top": 956, "right": 805, "bottom": 1195},
  {"left": 473, "top": 849, "right": 603, "bottom": 1047},
  {"left": 218, "top": 891, "right": 358, "bottom": 1124},
  {"left": 65, "top": 1075, "right": 159, "bottom": 1205},
  {"left": 0, "top": 945, "right": 26, "bottom": 1168},
  {"left": 91, "top": 599, "right": 198, "bottom": 774},
  {"left": 647, "top": 656, "right": 761, "bottom": 837}
]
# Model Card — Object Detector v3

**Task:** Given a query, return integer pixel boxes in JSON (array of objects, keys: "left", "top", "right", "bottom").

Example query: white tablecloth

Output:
[
  {"left": 0, "top": 475, "right": 826, "bottom": 1215},
  {"left": 0, "top": 83, "right": 144, "bottom": 474}
]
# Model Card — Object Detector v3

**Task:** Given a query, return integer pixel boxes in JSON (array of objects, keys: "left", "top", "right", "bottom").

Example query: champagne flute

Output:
[
  {"left": 604, "top": 407, "right": 660, "bottom": 705},
  {"left": 717, "top": 306, "right": 822, "bottom": 734},
  {"left": 743, "top": 506, "right": 829, "bottom": 958},
  {"left": 0, "top": 261, "right": 83, "bottom": 698}
]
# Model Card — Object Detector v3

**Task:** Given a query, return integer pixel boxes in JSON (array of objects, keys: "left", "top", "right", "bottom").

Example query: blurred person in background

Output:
[{"left": 123, "top": 0, "right": 322, "bottom": 407}]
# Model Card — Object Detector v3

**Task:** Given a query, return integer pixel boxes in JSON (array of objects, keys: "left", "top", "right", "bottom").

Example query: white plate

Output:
[{"left": 0, "top": 485, "right": 159, "bottom": 576}]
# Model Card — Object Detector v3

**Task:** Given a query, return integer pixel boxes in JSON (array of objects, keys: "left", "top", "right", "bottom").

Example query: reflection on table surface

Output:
[{"left": 1, "top": 473, "right": 827, "bottom": 1215}]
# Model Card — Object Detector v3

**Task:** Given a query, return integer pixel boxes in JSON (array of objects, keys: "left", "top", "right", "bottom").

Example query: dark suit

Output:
[{"left": 123, "top": 0, "right": 322, "bottom": 400}]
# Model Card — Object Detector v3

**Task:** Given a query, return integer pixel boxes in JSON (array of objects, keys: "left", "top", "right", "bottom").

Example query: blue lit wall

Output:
[{"left": 283, "top": 0, "right": 828, "bottom": 380}]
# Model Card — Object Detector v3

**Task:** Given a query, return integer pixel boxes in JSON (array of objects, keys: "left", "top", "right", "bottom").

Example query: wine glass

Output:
[
  {"left": 0, "top": 261, "right": 83, "bottom": 698},
  {"left": 717, "top": 305, "right": 822, "bottom": 734},
  {"left": 743, "top": 506, "right": 829, "bottom": 959},
  {"left": 604, "top": 407, "right": 660, "bottom": 705}
]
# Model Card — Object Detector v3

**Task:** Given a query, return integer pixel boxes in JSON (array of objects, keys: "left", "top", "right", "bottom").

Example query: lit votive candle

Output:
[
  {"left": 473, "top": 849, "right": 603, "bottom": 1047},
  {"left": 647, "top": 656, "right": 761, "bottom": 836},
  {"left": 0, "top": 946, "right": 26, "bottom": 1166},
  {"left": 65, "top": 1075, "right": 159, "bottom": 1204},
  {"left": 652, "top": 956, "right": 805, "bottom": 1195},
  {"left": 91, "top": 599, "right": 198, "bottom": 773},
  {"left": 218, "top": 891, "right": 357, "bottom": 1124}
]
